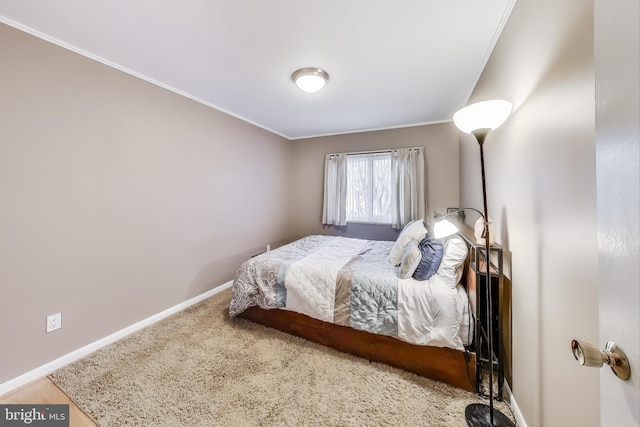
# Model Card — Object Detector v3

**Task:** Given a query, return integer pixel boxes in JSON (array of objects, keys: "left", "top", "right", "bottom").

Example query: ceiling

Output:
[{"left": 0, "top": 1, "right": 516, "bottom": 140}]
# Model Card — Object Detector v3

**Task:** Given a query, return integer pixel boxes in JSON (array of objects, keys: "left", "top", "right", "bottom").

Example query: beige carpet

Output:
[{"left": 50, "top": 288, "right": 516, "bottom": 426}]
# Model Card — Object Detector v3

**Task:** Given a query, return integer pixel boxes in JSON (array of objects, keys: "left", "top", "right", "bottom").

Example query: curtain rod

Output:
[{"left": 327, "top": 146, "right": 422, "bottom": 157}]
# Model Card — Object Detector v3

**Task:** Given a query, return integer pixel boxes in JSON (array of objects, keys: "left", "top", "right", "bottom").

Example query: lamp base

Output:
[{"left": 465, "top": 403, "right": 515, "bottom": 427}]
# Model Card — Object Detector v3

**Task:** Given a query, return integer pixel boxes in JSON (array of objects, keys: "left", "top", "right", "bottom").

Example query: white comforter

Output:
[{"left": 230, "top": 235, "right": 472, "bottom": 350}]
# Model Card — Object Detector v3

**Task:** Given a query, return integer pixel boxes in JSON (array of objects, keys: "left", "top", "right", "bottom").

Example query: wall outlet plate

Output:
[{"left": 46, "top": 313, "right": 61, "bottom": 333}]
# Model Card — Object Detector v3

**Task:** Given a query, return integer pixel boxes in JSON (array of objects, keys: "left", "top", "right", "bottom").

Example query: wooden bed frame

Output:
[{"left": 239, "top": 285, "right": 477, "bottom": 393}]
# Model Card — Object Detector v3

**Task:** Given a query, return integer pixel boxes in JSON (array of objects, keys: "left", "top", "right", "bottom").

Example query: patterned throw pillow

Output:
[{"left": 399, "top": 239, "right": 422, "bottom": 279}]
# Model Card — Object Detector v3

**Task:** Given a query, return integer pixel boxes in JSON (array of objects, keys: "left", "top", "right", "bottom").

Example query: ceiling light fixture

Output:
[{"left": 291, "top": 68, "right": 329, "bottom": 94}]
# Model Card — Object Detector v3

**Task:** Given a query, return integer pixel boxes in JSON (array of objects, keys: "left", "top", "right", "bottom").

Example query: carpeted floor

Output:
[{"left": 50, "top": 288, "right": 516, "bottom": 426}]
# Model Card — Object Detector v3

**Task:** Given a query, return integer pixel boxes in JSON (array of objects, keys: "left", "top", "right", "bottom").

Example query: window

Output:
[
  {"left": 345, "top": 152, "right": 393, "bottom": 224},
  {"left": 322, "top": 147, "right": 424, "bottom": 229}
]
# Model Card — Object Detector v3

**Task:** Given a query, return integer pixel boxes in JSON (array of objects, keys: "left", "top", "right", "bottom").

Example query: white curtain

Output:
[
  {"left": 391, "top": 147, "right": 426, "bottom": 229},
  {"left": 322, "top": 153, "right": 347, "bottom": 225}
]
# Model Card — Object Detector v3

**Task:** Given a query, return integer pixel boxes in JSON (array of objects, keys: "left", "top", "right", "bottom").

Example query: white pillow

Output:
[
  {"left": 389, "top": 219, "right": 428, "bottom": 266},
  {"left": 398, "top": 239, "right": 422, "bottom": 279},
  {"left": 435, "top": 235, "right": 468, "bottom": 285}
]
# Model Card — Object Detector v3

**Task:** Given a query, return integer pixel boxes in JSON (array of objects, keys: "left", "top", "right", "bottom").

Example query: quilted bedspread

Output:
[{"left": 229, "top": 235, "right": 472, "bottom": 350}]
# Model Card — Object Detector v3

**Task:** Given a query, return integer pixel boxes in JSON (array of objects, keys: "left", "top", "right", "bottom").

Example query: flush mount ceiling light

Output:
[{"left": 291, "top": 68, "right": 329, "bottom": 93}]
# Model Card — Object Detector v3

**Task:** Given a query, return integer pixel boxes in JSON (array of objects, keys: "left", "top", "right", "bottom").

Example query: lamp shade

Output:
[
  {"left": 292, "top": 68, "right": 329, "bottom": 93},
  {"left": 433, "top": 219, "right": 459, "bottom": 239},
  {"left": 452, "top": 100, "right": 512, "bottom": 134}
]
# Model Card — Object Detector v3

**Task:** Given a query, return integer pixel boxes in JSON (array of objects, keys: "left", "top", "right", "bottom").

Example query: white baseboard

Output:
[
  {"left": 504, "top": 382, "right": 527, "bottom": 427},
  {"left": 0, "top": 281, "right": 233, "bottom": 396}
]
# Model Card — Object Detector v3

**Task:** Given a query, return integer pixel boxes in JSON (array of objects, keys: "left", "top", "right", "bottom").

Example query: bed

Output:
[{"left": 229, "top": 225, "right": 477, "bottom": 392}]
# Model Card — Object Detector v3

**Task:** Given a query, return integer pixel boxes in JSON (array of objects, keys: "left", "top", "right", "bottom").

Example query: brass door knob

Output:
[{"left": 571, "top": 339, "right": 631, "bottom": 380}]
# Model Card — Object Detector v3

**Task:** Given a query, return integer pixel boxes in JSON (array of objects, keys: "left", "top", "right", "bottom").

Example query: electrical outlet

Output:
[{"left": 46, "top": 313, "right": 61, "bottom": 333}]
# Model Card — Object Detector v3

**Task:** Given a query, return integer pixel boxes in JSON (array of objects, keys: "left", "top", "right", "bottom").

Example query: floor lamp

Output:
[{"left": 452, "top": 100, "right": 515, "bottom": 427}]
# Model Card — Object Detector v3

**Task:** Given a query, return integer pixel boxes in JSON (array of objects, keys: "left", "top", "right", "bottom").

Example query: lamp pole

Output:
[
  {"left": 476, "top": 127, "right": 497, "bottom": 424},
  {"left": 463, "top": 133, "right": 514, "bottom": 427},
  {"left": 474, "top": 129, "right": 490, "bottom": 221}
]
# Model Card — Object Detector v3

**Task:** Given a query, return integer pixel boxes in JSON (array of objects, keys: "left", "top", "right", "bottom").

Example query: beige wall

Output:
[
  {"left": 460, "top": 0, "right": 599, "bottom": 426},
  {"left": 0, "top": 23, "right": 292, "bottom": 383},
  {"left": 289, "top": 123, "right": 460, "bottom": 241}
]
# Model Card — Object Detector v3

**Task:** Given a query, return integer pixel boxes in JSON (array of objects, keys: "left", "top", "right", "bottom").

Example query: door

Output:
[{"left": 595, "top": 0, "right": 639, "bottom": 425}]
